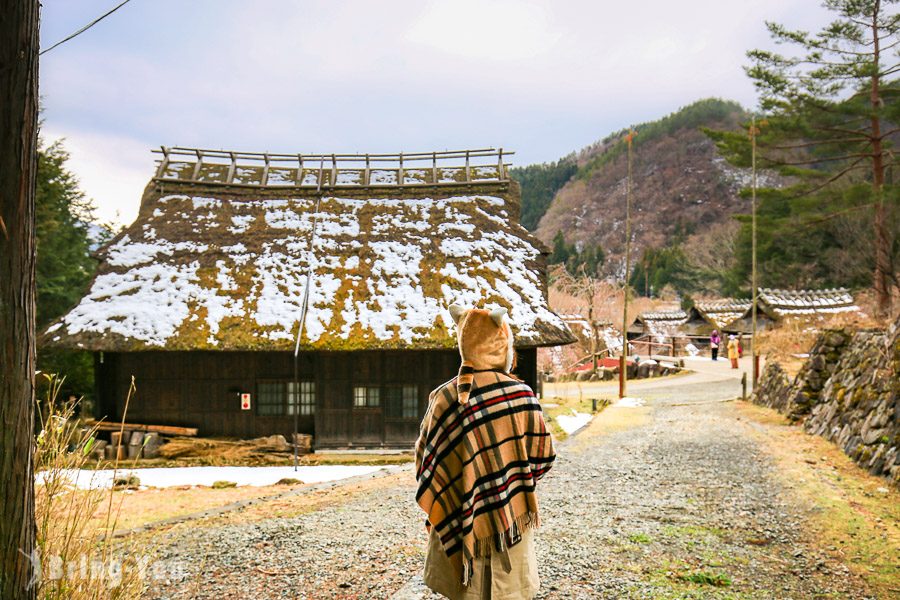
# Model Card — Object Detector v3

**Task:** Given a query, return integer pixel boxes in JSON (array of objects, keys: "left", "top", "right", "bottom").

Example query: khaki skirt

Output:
[{"left": 422, "top": 528, "right": 539, "bottom": 600}]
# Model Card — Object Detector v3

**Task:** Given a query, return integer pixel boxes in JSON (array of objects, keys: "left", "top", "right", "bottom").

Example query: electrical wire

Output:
[{"left": 40, "top": 0, "right": 135, "bottom": 56}]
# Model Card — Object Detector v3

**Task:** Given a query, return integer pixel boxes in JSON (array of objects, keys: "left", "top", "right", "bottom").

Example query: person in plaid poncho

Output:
[{"left": 415, "top": 305, "right": 555, "bottom": 600}]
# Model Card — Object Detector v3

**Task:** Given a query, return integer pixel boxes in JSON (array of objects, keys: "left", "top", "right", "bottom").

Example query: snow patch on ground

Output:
[
  {"left": 556, "top": 410, "right": 592, "bottom": 434},
  {"left": 615, "top": 397, "right": 645, "bottom": 408},
  {"left": 41, "top": 465, "right": 391, "bottom": 490}
]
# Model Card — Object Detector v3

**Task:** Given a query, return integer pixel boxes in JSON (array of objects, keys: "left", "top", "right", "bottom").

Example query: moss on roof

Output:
[{"left": 43, "top": 178, "right": 574, "bottom": 352}]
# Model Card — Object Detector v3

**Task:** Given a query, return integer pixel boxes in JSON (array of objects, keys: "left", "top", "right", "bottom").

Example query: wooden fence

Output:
[{"left": 152, "top": 147, "right": 514, "bottom": 189}]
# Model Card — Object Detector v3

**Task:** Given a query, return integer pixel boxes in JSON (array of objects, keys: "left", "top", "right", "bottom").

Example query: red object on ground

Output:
[{"left": 570, "top": 357, "right": 633, "bottom": 372}]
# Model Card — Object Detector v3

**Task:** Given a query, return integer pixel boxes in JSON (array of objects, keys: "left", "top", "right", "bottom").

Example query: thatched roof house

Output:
[
  {"left": 726, "top": 288, "right": 861, "bottom": 333},
  {"left": 683, "top": 299, "right": 752, "bottom": 335},
  {"left": 46, "top": 147, "right": 574, "bottom": 447},
  {"left": 628, "top": 310, "right": 688, "bottom": 341}
]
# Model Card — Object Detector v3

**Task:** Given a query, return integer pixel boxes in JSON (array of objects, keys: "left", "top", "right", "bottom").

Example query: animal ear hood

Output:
[{"left": 450, "top": 304, "right": 515, "bottom": 403}]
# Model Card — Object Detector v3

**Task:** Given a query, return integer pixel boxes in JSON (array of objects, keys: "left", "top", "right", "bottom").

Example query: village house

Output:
[
  {"left": 724, "top": 288, "right": 861, "bottom": 333},
  {"left": 42, "top": 147, "right": 575, "bottom": 448},
  {"left": 683, "top": 299, "right": 752, "bottom": 336}
]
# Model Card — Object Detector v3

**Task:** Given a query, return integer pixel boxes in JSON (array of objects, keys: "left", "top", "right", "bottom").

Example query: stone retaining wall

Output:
[{"left": 753, "top": 318, "right": 899, "bottom": 484}]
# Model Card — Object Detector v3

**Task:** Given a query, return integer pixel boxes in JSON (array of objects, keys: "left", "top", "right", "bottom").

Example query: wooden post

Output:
[
  {"left": 432, "top": 152, "right": 438, "bottom": 184},
  {"left": 317, "top": 157, "right": 324, "bottom": 192},
  {"left": 226, "top": 151, "right": 236, "bottom": 184},
  {"left": 191, "top": 149, "right": 203, "bottom": 181},
  {"left": 398, "top": 152, "right": 404, "bottom": 185},
  {"left": 261, "top": 153, "right": 270, "bottom": 186},
  {"left": 498, "top": 148, "right": 504, "bottom": 180},
  {"left": 465, "top": 150, "right": 471, "bottom": 182},
  {"left": 156, "top": 146, "right": 170, "bottom": 178},
  {"left": 0, "top": 3, "right": 39, "bottom": 596},
  {"left": 364, "top": 154, "right": 370, "bottom": 186},
  {"left": 330, "top": 154, "right": 337, "bottom": 188},
  {"left": 296, "top": 154, "right": 304, "bottom": 186}
]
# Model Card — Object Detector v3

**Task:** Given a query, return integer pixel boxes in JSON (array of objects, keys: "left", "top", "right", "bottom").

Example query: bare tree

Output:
[{"left": 0, "top": 1, "right": 40, "bottom": 597}]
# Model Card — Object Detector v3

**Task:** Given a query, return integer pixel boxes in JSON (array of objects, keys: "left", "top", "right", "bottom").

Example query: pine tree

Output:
[
  {"left": 34, "top": 140, "right": 102, "bottom": 400},
  {"left": 745, "top": 0, "right": 899, "bottom": 316}
]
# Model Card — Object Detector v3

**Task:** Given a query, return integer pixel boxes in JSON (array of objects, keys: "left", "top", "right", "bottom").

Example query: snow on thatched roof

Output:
[
  {"left": 637, "top": 310, "right": 688, "bottom": 323},
  {"left": 43, "top": 178, "right": 574, "bottom": 352},
  {"left": 693, "top": 299, "right": 752, "bottom": 329},
  {"left": 631, "top": 310, "right": 688, "bottom": 342},
  {"left": 756, "top": 288, "right": 859, "bottom": 318}
]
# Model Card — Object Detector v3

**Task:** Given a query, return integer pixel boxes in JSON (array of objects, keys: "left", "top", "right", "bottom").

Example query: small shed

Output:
[
  {"left": 684, "top": 300, "right": 752, "bottom": 336},
  {"left": 628, "top": 310, "right": 688, "bottom": 341},
  {"left": 42, "top": 147, "right": 575, "bottom": 448}
]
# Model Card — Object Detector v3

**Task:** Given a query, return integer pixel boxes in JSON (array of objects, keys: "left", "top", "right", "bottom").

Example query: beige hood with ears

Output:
[{"left": 449, "top": 304, "right": 515, "bottom": 403}]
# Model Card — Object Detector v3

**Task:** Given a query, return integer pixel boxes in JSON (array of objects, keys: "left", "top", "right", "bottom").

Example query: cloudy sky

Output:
[{"left": 39, "top": 0, "right": 830, "bottom": 225}]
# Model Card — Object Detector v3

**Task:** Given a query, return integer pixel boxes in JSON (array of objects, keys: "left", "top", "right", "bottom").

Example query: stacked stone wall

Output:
[{"left": 752, "top": 318, "right": 899, "bottom": 484}]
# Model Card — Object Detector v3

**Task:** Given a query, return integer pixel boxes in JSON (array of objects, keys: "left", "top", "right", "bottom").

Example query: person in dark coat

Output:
[{"left": 710, "top": 330, "right": 721, "bottom": 361}]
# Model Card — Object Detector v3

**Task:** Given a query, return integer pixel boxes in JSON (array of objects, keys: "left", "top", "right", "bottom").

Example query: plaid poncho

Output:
[{"left": 415, "top": 369, "right": 555, "bottom": 585}]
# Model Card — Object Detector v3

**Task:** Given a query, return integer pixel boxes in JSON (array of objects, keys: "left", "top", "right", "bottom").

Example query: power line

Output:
[{"left": 40, "top": 0, "right": 135, "bottom": 56}]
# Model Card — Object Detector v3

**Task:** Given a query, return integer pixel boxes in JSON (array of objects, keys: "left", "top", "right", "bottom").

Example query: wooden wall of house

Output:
[{"left": 95, "top": 348, "right": 539, "bottom": 447}]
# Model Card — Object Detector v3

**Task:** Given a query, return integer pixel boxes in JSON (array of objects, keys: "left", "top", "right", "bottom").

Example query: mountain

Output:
[{"left": 514, "top": 98, "right": 783, "bottom": 284}]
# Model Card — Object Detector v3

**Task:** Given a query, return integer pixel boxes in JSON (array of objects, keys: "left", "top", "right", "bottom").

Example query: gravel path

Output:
[{"left": 147, "top": 372, "right": 874, "bottom": 599}]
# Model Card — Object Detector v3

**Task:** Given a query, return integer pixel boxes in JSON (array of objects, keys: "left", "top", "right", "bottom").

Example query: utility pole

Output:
[
  {"left": 619, "top": 130, "right": 635, "bottom": 399},
  {"left": 0, "top": 1, "right": 40, "bottom": 597},
  {"left": 750, "top": 117, "right": 759, "bottom": 389}
]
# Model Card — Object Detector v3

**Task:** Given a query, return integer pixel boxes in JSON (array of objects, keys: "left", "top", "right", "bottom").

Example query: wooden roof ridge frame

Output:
[{"left": 153, "top": 146, "right": 516, "bottom": 189}]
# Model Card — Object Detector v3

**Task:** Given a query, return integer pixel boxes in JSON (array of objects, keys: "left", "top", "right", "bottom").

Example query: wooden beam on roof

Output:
[
  {"left": 190, "top": 149, "right": 203, "bottom": 181},
  {"left": 226, "top": 151, "right": 236, "bottom": 184},
  {"left": 261, "top": 153, "right": 270, "bottom": 186}
]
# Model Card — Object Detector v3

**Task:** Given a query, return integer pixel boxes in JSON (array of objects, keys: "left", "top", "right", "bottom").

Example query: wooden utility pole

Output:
[
  {"left": 0, "top": 1, "right": 40, "bottom": 598},
  {"left": 750, "top": 117, "right": 759, "bottom": 389},
  {"left": 620, "top": 130, "right": 635, "bottom": 399},
  {"left": 870, "top": 0, "right": 891, "bottom": 319}
]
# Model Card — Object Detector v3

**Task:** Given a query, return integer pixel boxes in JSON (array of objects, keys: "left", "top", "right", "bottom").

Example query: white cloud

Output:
[
  {"left": 42, "top": 126, "right": 153, "bottom": 226},
  {"left": 407, "top": 0, "right": 561, "bottom": 60}
]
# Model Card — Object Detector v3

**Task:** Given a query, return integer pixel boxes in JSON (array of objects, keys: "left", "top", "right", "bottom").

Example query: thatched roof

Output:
[
  {"left": 43, "top": 154, "right": 574, "bottom": 352},
  {"left": 756, "top": 288, "right": 859, "bottom": 318},
  {"left": 629, "top": 310, "right": 688, "bottom": 341},
  {"left": 692, "top": 299, "right": 752, "bottom": 329}
]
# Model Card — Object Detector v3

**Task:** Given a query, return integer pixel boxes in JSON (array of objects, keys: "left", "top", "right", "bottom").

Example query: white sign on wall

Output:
[{"left": 240, "top": 393, "right": 251, "bottom": 410}]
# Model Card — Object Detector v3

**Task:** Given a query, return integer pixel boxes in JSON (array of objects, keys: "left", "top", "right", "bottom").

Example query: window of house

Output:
[
  {"left": 257, "top": 381, "right": 285, "bottom": 416},
  {"left": 257, "top": 380, "right": 315, "bottom": 416},
  {"left": 288, "top": 381, "right": 316, "bottom": 416},
  {"left": 353, "top": 385, "right": 381, "bottom": 408},
  {"left": 383, "top": 384, "right": 419, "bottom": 418}
]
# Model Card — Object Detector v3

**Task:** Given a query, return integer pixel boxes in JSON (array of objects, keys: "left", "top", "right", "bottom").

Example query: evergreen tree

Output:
[
  {"left": 549, "top": 230, "right": 572, "bottom": 265},
  {"left": 717, "top": 0, "right": 899, "bottom": 315},
  {"left": 510, "top": 156, "right": 577, "bottom": 230},
  {"left": 34, "top": 140, "right": 101, "bottom": 400}
]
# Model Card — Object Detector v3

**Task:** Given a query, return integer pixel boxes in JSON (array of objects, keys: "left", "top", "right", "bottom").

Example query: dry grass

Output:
[
  {"left": 735, "top": 400, "right": 900, "bottom": 598},
  {"left": 34, "top": 376, "right": 150, "bottom": 598},
  {"left": 755, "top": 307, "right": 888, "bottom": 375}
]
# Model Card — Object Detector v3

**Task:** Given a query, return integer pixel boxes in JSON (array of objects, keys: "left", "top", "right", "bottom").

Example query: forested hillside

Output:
[{"left": 523, "top": 98, "right": 777, "bottom": 294}]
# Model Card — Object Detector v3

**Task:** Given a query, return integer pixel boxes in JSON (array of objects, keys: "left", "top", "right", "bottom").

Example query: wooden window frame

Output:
[{"left": 256, "top": 379, "right": 315, "bottom": 416}]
